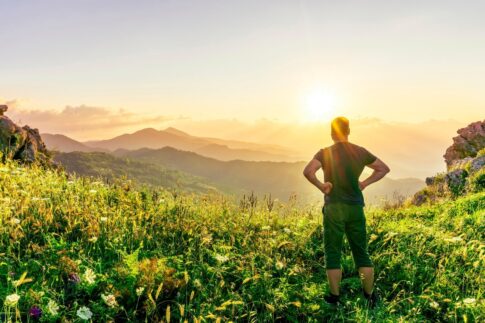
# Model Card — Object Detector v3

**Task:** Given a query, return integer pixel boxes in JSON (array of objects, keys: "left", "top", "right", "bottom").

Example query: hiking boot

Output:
[
  {"left": 363, "top": 289, "right": 379, "bottom": 308},
  {"left": 324, "top": 293, "right": 341, "bottom": 305}
]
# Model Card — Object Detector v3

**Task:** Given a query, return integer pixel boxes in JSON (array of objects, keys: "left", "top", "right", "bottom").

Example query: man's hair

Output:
[{"left": 331, "top": 117, "right": 350, "bottom": 137}]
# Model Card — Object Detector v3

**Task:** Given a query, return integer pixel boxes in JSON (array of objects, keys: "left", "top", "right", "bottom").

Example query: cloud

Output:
[{"left": 1, "top": 102, "right": 183, "bottom": 140}]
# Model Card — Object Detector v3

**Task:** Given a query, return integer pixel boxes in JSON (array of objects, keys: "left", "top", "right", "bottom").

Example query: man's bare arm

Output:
[
  {"left": 360, "top": 158, "right": 390, "bottom": 190},
  {"left": 303, "top": 159, "right": 333, "bottom": 194}
]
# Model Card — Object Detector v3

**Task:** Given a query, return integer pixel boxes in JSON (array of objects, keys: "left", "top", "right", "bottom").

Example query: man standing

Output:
[{"left": 303, "top": 117, "right": 390, "bottom": 307}]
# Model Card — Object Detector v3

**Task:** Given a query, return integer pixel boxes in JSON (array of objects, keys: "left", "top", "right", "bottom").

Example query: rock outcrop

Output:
[
  {"left": 0, "top": 105, "right": 52, "bottom": 166},
  {"left": 444, "top": 120, "right": 485, "bottom": 168},
  {"left": 413, "top": 120, "right": 485, "bottom": 205}
]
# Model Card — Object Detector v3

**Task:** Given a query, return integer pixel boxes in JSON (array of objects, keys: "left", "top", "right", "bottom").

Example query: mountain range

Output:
[
  {"left": 43, "top": 127, "right": 425, "bottom": 204},
  {"left": 43, "top": 127, "right": 299, "bottom": 162}
]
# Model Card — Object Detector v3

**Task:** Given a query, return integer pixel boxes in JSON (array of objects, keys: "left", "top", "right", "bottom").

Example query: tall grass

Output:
[{"left": 0, "top": 158, "right": 483, "bottom": 322}]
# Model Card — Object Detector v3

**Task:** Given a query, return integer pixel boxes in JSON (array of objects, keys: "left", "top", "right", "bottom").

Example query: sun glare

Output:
[{"left": 302, "top": 89, "right": 337, "bottom": 122}]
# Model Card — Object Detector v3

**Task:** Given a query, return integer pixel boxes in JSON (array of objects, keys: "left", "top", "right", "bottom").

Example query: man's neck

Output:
[{"left": 333, "top": 138, "right": 349, "bottom": 143}]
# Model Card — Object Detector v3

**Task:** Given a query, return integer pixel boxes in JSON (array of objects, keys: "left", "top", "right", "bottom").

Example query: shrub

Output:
[{"left": 468, "top": 168, "right": 485, "bottom": 193}]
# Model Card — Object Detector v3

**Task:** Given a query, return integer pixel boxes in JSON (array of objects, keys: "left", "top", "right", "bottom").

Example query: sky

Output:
[{"left": 1, "top": 0, "right": 484, "bottom": 128}]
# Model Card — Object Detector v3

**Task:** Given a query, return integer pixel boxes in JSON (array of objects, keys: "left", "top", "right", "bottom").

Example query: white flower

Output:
[
  {"left": 88, "top": 236, "right": 98, "bottom": 243},
  {"left": 77, "top": 306, "right": 93, "bottom": 320},
  {"left": 430, "top": 300, "right": 439, "bottom": 309},
  {"left": 444, "top": 236, "right": 463, "bottom": 243},
  {"left": 261, "top": 226, "right": 271, "bottom": 231},
  {"left": 215, "top": 254, "right": 229, "bottom": 263},
  {"left": 100, "top": 217, "right": 108, "bottom": 222},
  {"left": 83, "top": 268, "right": 96, "bottom": 285},
  {"left": 47, "top": 299, "right": 59, "bottom": 316},
  {"left": 136, "top": 287, "right": 145, "bottom": 296},
  {"left": 10, "top": 218, "right": 21, "bottom": 225},
  {"left": 67, "top": 181, "right": 74, "bottom": 185},
  {"left": 463, "top": 298, "right": 476, "bottom": 305},
  {"left": 102, "top": 294, "right": 118, "bottom": 308},
  {"left": 89, "top": 189, "right": 97, "bottom": 194},
  {"left": 5, "top": 293, "right": 20, "bottom": 306},
  {"left": 283, "top": 228, "right": 291, "bottom": 234}
]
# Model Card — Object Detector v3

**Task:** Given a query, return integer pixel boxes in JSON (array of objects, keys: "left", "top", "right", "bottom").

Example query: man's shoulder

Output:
[{"left": 347, "top": 142, "right": 369, "bottom": 152}]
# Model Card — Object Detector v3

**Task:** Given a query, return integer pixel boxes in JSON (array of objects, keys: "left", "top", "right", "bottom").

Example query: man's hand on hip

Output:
[{"left": 320, "top": 182, "right": 333, "bottom": 195}]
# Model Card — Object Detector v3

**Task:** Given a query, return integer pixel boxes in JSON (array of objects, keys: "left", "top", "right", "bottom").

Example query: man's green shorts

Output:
[{"left": 323, "top": 203, "right": 373, "bottom": 270}]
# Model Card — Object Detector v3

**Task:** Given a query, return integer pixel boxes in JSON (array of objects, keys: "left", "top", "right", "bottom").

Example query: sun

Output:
[{"left": 301, "top": 88, "right": 337, "bottom": 122}]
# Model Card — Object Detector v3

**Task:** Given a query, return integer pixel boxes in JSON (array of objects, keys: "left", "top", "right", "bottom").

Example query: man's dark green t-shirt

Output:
[{"left": 313, "top": 142, "right": 377, "bottom": 206}]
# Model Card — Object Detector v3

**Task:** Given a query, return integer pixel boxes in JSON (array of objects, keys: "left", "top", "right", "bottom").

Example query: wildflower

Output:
[
  {"left": 261, "top": 226, "right": 271, "bottom": 231},
  {"left": 29, "top": 306, "right": 42, "bottom": 320},
  {"left": 215, "top": 254, "right": 229, "bottom": 263},
  {"left": 83, "top": 268, "right": 96, "bottom": 285},
  {"left": 77, "top": 306, "right": 93, "bottom": 320},
  {"left": 47, "top": 300, "right": 59, "bottom": 316},
  {"left": 430, "top": 300, "right": 439, "bottom": 309},
  {"left": 89, "top": 189, "right": 97, "bottom": 194},
  {"left": 100, "top": 217, "right": 108, "bottom": 222},
  {"left": 444, "top": 236, "right": 463, "bottom": 243},
  {"left": 10, "top": 217, "right": 21, "bottom": 225},
  {"left": 102, "top": 294, "right": 118, "bottom": 308},
  {"left": 193, "top": 279, "right": 202, "bottom": 288},
  {"left": 283, "top": 228, "right": 291, "bottom": 234},
  {"left": 276, "top": 260, "right": 285, "bottom": 270},
  {"left": 5, "top": 293, "right": 20, "bottom": 306},
  {"left": 369, "top": 234, "right": 378, "bottom": 242},
  {"left": 68, "top": 272, "right": 81, "bottom": 284},
  {"left": 88, "top": 236, "right": 98, "bottom": 243},
  {"left": 136, "top": 287, "right": 145, "bottom": 296},
  {"left": 463, "top": 298, "right": 476, "bottom": 305},
  {"left": 67, "top": 181, "right": 74, "bottom": 185}
]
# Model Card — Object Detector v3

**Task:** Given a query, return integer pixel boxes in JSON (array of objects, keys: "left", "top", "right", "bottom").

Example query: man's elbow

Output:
[
  {"left": 383, "top": 165, "right": 391, "bottom": 174},
  {"left": 303, "top": 168, "right": 312, "bottom": 179}
]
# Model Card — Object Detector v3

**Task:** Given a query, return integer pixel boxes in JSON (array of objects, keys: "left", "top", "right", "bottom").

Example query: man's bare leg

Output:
[
  {"left": 358, "top": 267, "right": 374, "bottom": 294},
  {"left": 326, "top": 269, "right": 342, "bottom": 295}
]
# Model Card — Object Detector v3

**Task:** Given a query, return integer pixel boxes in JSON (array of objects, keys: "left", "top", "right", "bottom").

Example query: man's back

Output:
[{"left": 314, "top": 142, "right": 376, "bottom": 206}]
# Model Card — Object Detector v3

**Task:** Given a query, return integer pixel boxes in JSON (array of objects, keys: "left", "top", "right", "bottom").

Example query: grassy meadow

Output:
[{"left": 0, "top": 157, "right": 484, "bottom": 322}]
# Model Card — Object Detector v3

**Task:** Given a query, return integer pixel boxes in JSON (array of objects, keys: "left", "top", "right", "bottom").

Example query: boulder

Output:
[
  {"left": 444, "top": 120, "right": 485, "bottom": 168},
  {"left": 0, "top": 105, "right": 52, "bottom": 166},
  {"left": 0, "top": 105, "right": 7, "bottom": 116},
  {"left": 470, "top": 155, "right": 485, "bottom": 173},
  {"left": 445, "top": 169, "right": 468, "bottom": 197}
]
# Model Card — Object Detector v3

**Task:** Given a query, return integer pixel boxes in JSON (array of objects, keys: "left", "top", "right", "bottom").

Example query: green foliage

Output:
[
  {"left": 0, "top": 158, "right": 483, "bottom": 322},
  {"left": 468, "top": 168, "right": 485, "bottom": 193},
  {"left": 477, "top": 148, "right": 485, "bottom": 157},
  {"left": 53, "top": 151, "right": 218, "bottom": 194}
]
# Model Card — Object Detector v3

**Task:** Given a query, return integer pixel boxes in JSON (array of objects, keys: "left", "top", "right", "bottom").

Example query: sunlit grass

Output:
[{"left": 0, "top": 158, "right": 483, "bottom": 322}]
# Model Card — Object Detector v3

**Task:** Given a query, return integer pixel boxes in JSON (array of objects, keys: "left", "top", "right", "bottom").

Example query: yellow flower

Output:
[
  {"left": 47, "top": 299, "right": 60, "bottom": 316},
  {"left": 136, "top": 287, "right": 145, "bottom": 296},
  {"left": 102, "top": 294, "right": 118, "bottom": 308},
  {"left": 83, "top": 268, "right": 96, "bottom": 285}
]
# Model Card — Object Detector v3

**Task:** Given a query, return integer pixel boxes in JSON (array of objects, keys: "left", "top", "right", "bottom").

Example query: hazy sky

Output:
[{"left": 1, "top": 0, "right": 484, "bottom": 124}]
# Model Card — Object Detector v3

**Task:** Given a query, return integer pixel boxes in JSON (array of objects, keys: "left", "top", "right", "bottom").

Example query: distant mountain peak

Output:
[
  {"left": 164, "top": 127, "right": 190, "bottom": 137},
  {"left": 133, "top": 128, "right": 160, "bottom": 135}
]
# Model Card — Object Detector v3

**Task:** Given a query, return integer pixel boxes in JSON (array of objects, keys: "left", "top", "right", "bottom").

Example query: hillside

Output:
[
  {"left": 41, "top": 133, "right": 107, "bottom": 153},
  {"left": 0, "top": 157, "right": 483, "bottom": 322},
  {"left": 52, "top": 151, "right": 218, "bottom": 194},
  {"left": 114, "top": 146, "right": 424, "bottom": 204}
]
